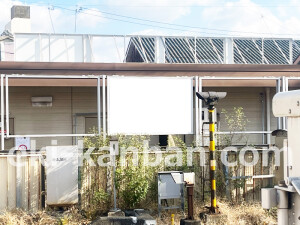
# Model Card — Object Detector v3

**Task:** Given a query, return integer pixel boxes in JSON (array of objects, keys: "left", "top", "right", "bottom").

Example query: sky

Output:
[{"left": 1, "top": 0, "right": 300, "bottom": 38}]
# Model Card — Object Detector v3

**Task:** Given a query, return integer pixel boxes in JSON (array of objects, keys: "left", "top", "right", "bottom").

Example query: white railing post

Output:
[
  {"left": 224, "top": 38, "right": 234, "bottom": 64},
  {"left": 155, "top": 37, "right": 165, "bottom": 63}
]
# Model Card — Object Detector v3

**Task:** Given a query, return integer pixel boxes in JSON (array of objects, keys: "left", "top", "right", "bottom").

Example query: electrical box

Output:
[
  {"left": 46, "top": 146, "right": 78, "bottom": 205},
  {"left": 158, "top": 171, "right": 184, "bottom": 215}
]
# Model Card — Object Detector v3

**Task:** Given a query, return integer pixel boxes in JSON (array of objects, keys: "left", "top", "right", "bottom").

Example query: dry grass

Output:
[
  {"left": 0, "top": 201, "right": 276, "bottom": 225},
  {"left": 0, "top": 207, "right": 90, "bottom": 225},
  {"left": 215, "top": 201, "right": 276, "bottom": 225},
  {"left": 157, "top": 201, "right": 276, "bottom": 225}
]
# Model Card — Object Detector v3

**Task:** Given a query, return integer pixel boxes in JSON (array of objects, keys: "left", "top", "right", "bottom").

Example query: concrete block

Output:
[{"left": 180, "top": 219, "right": 201, "bottom": 225}]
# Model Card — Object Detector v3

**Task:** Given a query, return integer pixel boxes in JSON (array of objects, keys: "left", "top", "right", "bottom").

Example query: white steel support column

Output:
[
  {"left": 155, "top": 37, "right": 165, "bottom": 63},
  {"left": 285, "top": 78, "right": 289, "bottom": 130},
  {"left": 199, "top": 78, "right": 203, "bottom": 138},
  {"left": 1, "top": 75, "right": 4, "bottom": 150},
  {"left": 282, "top": 77, "right": 286, "bottom": 130},
  {"left": 97, "top": 77, "right": 101, "bottom": 134},
  {"left": 289, "top": 39, "right": 293, "bottom": 65},
  {"left": 195, "top": 77, "right": 199, "bottom": 145},
  {"left": 261, "top": 92, "right": 265, "bottom": 144},
  {"left": 102, "top": 75, "right": 107, "bottom": 139},
  {"left": 224, "top": 38, "right": 234, "bottom": 64},
  {"left": 276, "top": 78, "right": 282, "bottom": 129},
  {"left": 266, "top": 87, "right": 271, "bottom": 144},
  {"left": 5, "top": 76, "right": 9, "bottom": 138}
]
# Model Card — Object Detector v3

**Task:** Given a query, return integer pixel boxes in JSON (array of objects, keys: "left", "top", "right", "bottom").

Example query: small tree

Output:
[
  {"left": 220, "top": 107, "right": 249, "bottom": 201},
  {"left": 221, "top": 107, "right": 249, "bottom": 146}
]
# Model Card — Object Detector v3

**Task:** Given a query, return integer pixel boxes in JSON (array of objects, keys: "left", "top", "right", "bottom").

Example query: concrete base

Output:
[
  {"left": 180, "top": 219, "right": 201, "bottom": 225},
  {"left": 108, "top": 210, "right": 125, "bottom": 217},
  {"left": 91, "top": 209, "right": 156, "bottom": 225},
  {"left": 199, "top": 213, "right": 227, "bottom": 224}
]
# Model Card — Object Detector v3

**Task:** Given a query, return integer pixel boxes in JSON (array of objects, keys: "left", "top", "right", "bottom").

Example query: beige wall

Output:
[
  {"left": 3, "top": 86, "right": 278, "bottom": 150},
  {"left": 206, "top": 87, "right": 277, "bottom": 145},
  {"left": 6, "top": 87, "right": 97, "bottom": 149}
]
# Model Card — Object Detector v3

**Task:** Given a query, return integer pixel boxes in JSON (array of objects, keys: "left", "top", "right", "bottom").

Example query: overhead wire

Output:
[
  {"left": 54, "top": 5, "right": 241, "bottom": 36},
  {"left": 82, "top": 7, "right": 300, "bottom": 36},
  {"left": 15, "top": 1, "right": 300, "bottom": 37}
]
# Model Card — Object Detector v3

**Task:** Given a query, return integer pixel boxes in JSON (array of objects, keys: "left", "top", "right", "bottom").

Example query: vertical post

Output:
[
  {"left": 16, "top": 151, "right": 22, "bottom": 208},
  {"left": 285, "top": 78, "right": 289, "bottom": 129},
  {"left": 261, "top": 93, "right": 265, "bottom": 144},
  {"left": 266, "top": 88, "right": 271, "bottom": 144},
  {"left": 5, "top": 76, "right": 9, "bottom": 138},
  {"left": 187, "top": 184, "right": 194, "bottom": 220},
  {"left": 199, "top": 78, "right": 202, "bottom": 138},
  {"left": 209, "top": 105, "right": 217, "bottom": 212},
  {"left": 41, "top": 160, "right": 46, "bottom": 209},
  {"left": 102, "top": 75, "right": 106, "bottom": 139},
  {"left": 1, "top": 74, "right": 4, "bottom": 150},
  {"left": 224, "top": 38, "right": 234, "bottom": 64},
  {"left": 289, "top": 39, "right": 293, "bottom": 65},
  {"left": 282, "top": 77, "right": 286, "bottom": 130},
  {"left": 155, "top": 37, "right": 165, "bottom": 63},
  {"left": 78, "top": 139, "right": 83, "bottom": 208},
  {"left": 110, "top": 140, "right": 118, "bottom": 211},
  {"left": 276, "top": 78, "right": 282, "bottom": 130},
  {"left": 97, "top": 77, "right": 101, "bottom": 134},
  {"left": 195, "top": 77, "right": 199, "bottom": 146}
]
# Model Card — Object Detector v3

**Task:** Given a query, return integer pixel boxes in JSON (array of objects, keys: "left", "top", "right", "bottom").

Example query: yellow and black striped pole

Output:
[
  {"left": 195, "top": 91, "right": 226, "bottom": 214},
  {"left": 209, "top": 105, "right": 217, "bottom": 213}
]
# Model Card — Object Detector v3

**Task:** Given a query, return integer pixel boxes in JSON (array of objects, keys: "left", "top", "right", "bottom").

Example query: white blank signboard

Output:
[
  {"left": 46, "top": 146, "right": 78, "bottom": 205},
  {"left": 108, "top": 76, "right": 193, "bottom": 135}
]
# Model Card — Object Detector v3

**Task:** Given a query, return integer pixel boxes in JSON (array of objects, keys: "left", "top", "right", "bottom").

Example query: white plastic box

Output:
[{"left": 46, "top": 146, "right": 78, "bottom": 205}]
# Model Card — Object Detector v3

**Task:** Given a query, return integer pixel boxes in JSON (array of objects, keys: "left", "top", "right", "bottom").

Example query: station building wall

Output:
[{"left": 2, "top": 86, "right": 277, "bottom": 150}]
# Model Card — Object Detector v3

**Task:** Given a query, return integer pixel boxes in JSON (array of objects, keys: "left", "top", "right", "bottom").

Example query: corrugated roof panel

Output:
[
  {"left": 234, "top": 39, "right": 262, "bottom": 64},
  {"left": 275, "top": 40, "right": 289, "bottom": 63},
  {"left": 125, "top": 36, "right": 300, "bottom": 64},
  {"left": 234, "top": 43, "right": 244, "bottom": 64},
  {"left": 130, "top": 37, "right": 155, "bottom": 63},
  {"left": 212, "top": 39, "right": 224, "bottom": 63},
  {"left": 142, "top": 37, "right": 155, "bottom": 62},
  {"left": 196, "top": 38, "right": 221, "bottom": 64},
  {"left": 165, "top": 38, "right": 194, "bottom": 63},
  {"left": 264, "top": 40, "right": 288, "bottom": 64}
]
